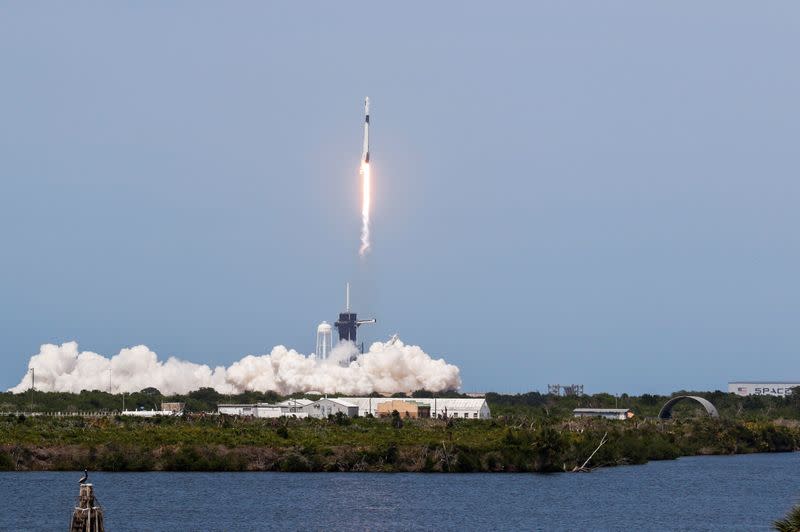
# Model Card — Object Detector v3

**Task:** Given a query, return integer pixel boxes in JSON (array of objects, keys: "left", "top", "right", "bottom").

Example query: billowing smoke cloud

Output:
[{"left": 9, "top": 339, "right": 461, "bottom": 396}]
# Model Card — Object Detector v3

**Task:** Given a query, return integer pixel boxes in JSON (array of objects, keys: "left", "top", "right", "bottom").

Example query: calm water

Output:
[{"left": 1, "top": 453, "right": 798, "bottom": 531}]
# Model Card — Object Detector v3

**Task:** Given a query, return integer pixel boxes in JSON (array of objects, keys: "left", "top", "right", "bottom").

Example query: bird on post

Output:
[{"left": 78, "top": 469, "right": 88, "bottom": 484}]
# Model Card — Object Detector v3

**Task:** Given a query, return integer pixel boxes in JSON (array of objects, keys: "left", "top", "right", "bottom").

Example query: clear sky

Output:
[{"left": 1, "top": 2, "right": 798, "bottom": 395}]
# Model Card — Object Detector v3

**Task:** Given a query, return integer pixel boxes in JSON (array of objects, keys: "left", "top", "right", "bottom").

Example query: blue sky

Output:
[{"left": 1, "top": 2, "right": 798, "bottom": 394}]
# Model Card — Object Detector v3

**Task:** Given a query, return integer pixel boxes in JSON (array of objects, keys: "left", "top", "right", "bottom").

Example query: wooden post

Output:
[{"left": 70, "top": 483, "right": 105, "bottom": 532}]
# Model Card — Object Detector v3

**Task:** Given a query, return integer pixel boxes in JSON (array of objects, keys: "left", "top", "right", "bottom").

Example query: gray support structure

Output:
[{"left": 658, "top": 395, "right": 719, "bottom": 420}]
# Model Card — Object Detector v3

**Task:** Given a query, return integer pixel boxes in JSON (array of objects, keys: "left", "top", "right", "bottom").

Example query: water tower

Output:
[{"left": 316, "top": 321, "right": 333, "bottom": 360}]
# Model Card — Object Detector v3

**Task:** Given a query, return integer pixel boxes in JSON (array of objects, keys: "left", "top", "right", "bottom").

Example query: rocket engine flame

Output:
[
  {"left": 359, "top": 161, "right": 371, "bottom": 256},
  {"left": 359, "top": 97, "right": 371, "bottom": 257}
]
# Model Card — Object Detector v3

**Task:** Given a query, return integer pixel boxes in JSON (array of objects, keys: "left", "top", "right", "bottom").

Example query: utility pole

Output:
[{"left": 29, "top": 368, "right": 35, "bottom": 413}]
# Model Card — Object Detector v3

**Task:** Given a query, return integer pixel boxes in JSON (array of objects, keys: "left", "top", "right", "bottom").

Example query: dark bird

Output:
[{"left": 78, "top": 469, "right": 88, "bottom": 484}]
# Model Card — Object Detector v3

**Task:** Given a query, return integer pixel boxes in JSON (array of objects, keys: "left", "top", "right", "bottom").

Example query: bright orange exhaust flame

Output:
[{"left": 359, "top": 161, "right": 371, "bottom": 257}]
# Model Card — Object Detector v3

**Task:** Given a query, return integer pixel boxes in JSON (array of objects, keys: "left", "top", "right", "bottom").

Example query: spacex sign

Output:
[{"left": 728, "top": 382, "right": 800, "bottom": 397}]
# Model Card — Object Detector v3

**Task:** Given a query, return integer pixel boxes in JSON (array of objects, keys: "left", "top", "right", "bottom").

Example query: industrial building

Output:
[
  {"left": 120, "top": 402, "right": 185, "bottom": 417},
  {"left": 304, "top": 398, "right": 358, "bottom": 418},
  {"left": 338, "top": 397, "right": 491, "bottom": 419},
  {"left": 275, "top": 398, "right": 314, "bottom": 412},
  {"left": 218, "top": 402, "right": 310, "bottom": 418},
  {"left": 217, "top": 397, "right": 491, "bottom": 419},
  {"left": 728, "top": 382, "right": 800, "bottom": 397},
  {"left": 217, "top": 398, "right": 354, "bottom": 419},
  {"left": 160, "top": 402, "right": 185, "bottom": 414},
  {"left": 573, "top": 408, "right": 634, "bottom": 420},
  {"left": 376, "top": 400, "right": 431, "bottom": 419}
]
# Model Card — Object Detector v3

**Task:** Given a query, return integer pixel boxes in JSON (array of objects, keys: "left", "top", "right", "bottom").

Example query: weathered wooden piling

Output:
[{"left": 69, "top": 483, "right": 104, "bottom": 532}]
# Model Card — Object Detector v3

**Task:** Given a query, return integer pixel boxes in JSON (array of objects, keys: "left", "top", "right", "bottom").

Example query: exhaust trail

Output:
[
  {"left": 359, "top": 161, "right": 371, "bottom": 256},
  {"left": 359, "top": 97, "right": 371, "bottom": 257}
]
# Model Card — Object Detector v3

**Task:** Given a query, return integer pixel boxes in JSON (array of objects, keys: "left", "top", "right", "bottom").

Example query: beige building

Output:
[
  {"left": 376, "top": 400, "right": 432, "bottom": 418},
  {"left": 340, "top": 397, "right": 491, "bottom": 419},
  {"left": 160, "top": 402, "right": 185, "bottom": 413}
]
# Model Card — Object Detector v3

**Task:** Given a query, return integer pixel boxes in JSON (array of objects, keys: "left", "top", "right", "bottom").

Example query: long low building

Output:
[
  {"left": 218, "top": 402, "right": 310, "bottom": 418},
  {"left": 338, "top": 397, "right": 491, "bottom": 419},
  {"left": 729, "top": 382, "right": 800, "bottom": 397},
  {"left": 119, "top": 402, "right": 186, "bottom": 418},
  {"left": 218, "top": 397, "right": 491, "bottom": 419},
  {"left": 303, "top": 398, "right": 358, "bottom": 418},
  {"left": 218, "top": 399, "right": 354, "bottom": 419},
  {"left": 573, "top": 408, "right": 634, "bottom": 420}
]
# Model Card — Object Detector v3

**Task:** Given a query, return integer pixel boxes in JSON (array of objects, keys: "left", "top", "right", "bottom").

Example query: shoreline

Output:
[
  {"left": 2, "top": 415, "right": 798, "bottom": 473},
  {"left": 2, "top": 449, "right": 796, "bottom": 474}
]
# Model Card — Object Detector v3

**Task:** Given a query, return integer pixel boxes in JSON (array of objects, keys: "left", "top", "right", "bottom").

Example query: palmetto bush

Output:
[{"left": 774, "top": 503, "right": 800, "bottom": 532}]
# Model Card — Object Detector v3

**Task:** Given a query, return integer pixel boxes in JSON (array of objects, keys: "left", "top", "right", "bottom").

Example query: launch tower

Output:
[{"left": 334, "top": 283, "right": 375, "bottom": 346}]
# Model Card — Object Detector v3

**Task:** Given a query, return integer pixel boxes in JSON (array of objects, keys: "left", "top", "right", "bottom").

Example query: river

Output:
[{"left": 1, "top": 452, "right": 798, "bottom": 531}]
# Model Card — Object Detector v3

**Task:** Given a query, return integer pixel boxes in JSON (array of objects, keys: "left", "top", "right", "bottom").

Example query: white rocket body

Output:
[{"left": 362, "top": 97, "right": 370, "bottom": 164}]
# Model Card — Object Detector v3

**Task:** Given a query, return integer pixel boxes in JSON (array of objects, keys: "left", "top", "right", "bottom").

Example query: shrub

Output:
[
  {"left": 332, "top": 412, "right": 351, "bottom": 426},
  {"left": 278, "top": 453, "right": 311, "bottom": 472},
  {"left": 382, "top": 442, "right": 399, "bottom": 465},
  {"left": 453, "top": 447, "right": 480, "bottom": 472},
  {"left": 774, "top": 503, "right": 800, "bottom": 532},
  {"left": 391, "top": 410, "right": 403, "bottom": 429},
  {"left": 0, "top": 451, "right": 12, "bottom": 471}
]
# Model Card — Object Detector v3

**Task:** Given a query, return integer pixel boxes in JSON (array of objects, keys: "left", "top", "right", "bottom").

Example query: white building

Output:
[
  {"left": 217, "top": 397, "right": 491, "bottom": 419},
  {"left": 218, "top": 404, "right": 256, "bottom": 416},
  {"left": 338, "top": 397, "right": 491, "bottom": 419},
  {"left": 302, "top": 398, "right": 358, "bottom": 418},
  {"left": 573, "top": 408, "right": 634, "bottom": 420},
  {"left": 275, "top": 399, "right": 314, "bottom": 413},
  {"left": 728, "top": 382, "right": 800, "bottom": 397},
  {"left": 218, "top": 402, "right": 309, "bottom": 418},
  {"left": 119, "top": 402, "right": 185, "bottom": 417},
  {"left": 119, "top": 409, "right": 182, "bottom": 418}
]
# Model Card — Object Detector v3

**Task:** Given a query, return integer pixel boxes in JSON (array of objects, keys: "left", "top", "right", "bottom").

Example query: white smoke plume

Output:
[
  {"left": 9, "top": 338, "right": 461, "bottom": 396},
  {"left": 359, "top": 161, "right": 371, "bottom": 257}
]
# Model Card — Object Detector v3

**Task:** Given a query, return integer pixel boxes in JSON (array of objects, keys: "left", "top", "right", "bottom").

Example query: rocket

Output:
[
  {"left": 362, "top": 97, "right": 370, "bottom": 163},
  {"left": 358, "top": 98, "right": 373, "bottom": 257}
]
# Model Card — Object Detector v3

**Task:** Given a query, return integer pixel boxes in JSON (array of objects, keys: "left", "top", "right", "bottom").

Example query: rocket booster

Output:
[{"left": 362, "top": 97, "right": 370, "bottom": 163}]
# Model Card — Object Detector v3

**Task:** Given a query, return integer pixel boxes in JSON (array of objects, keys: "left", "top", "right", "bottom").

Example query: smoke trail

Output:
[
  {"left": 9, "top": 338, "right": 461, "bottom": 396},
  {"left": 359, "top": 161, "right": 371, "bottom": 256}
]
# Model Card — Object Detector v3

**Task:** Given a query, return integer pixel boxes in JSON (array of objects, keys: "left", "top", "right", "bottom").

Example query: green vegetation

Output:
[
  {"left": 486, "top": 389, "right": 800, "bottom": 420},
  {"left": 3, "top": 387, "right": 799, "bottom": 421},
  {"left": 0, "top": 410, "right": 798, "bottom": 473},
  {"left": 0, "top": 389, "right": 798, "bottom": 472},
  {"left": 774, "top": 503, "right": 800, "bottom": 532}
]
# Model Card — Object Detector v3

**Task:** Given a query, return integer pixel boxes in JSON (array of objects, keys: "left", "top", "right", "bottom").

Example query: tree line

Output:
[{"left": 1, "top": 387, "right": 798, "bottom": 420}]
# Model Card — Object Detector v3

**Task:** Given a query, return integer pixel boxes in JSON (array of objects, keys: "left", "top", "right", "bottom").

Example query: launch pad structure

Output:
[{"left": 334, "top": 283, "right": 375, "bottom": 348}]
